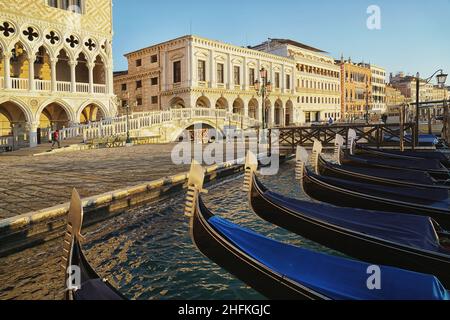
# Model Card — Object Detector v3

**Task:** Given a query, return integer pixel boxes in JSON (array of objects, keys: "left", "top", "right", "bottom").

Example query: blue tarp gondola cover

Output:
[
  {"left": 209, "top": 217, "right": 450, "bottom": 300},
  {"left": 265, "top": 191, "right": 444, "bottom": 253},
  {"left": 311, "top": 171, "right": 450, "bottom": 206}
]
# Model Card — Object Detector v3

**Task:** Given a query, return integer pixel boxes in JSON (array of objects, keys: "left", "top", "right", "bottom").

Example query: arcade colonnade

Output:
[{"left": 167, "top": 94, "right": 295, "bottom": 127}]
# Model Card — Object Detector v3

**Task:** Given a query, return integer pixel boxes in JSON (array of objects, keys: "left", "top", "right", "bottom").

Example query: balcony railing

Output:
[
  {"left": 57, "top": 81, "right": 72, "bottom": 92},
  {"left": 93, "top": 84, "right": 107, "bottom": 94},
  {"left": 35, "top": 80, "right": 51, "bottom": 92},
  {"left": 11, "top": 78, "right": 29, "bottom": 90},
  {"left": 0, "top": 77, "right": 108, "bottom": 95},
  {"left": 76, "top": 83, "right": 90, "bottom": 93}
]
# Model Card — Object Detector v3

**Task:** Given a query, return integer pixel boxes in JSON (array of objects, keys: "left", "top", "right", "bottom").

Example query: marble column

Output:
[
  {"left": 3, "top": 52, "right": 11, "bottom": 89},
  {"left": 50, "top": 58, "right": 57, "bottom": 92},
  {"left": 28, "top": 54, "right": 36, "bottom": 92},
  {"left": 88, "top": 62, "right": 95, "bottom": 94},
  {"left": 69, "top": 60, "right": 77, "bottom": 93}
]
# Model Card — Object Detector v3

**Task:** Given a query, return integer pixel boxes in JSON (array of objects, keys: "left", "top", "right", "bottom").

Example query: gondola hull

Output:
[
  {"left": 191, "top": 198, "right": 326, "bottom": 300},
  {"left": 249, "top": 174, "right": 450, "bottom": 288},
  {"left": 302, "top": 171, "right": 450, "bottom": 229},
  {"left": 318, "top": 156, "right": 449, "bottom": 190},
  {"left": 342, "top": 152, "right": 450, "bottom": 181},
  {"left": 356, "top": 146, "right": 450, "bottom": 168},
  {"left": 65, "top": 240, "right": 125, "bottom": 300}
]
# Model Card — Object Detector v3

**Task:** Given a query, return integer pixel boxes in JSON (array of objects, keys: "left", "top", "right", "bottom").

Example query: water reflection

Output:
[{"left": 0, "top": 160, "right": 336, "bottom": 300}]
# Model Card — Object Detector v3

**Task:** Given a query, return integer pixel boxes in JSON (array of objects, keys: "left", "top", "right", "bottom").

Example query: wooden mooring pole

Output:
[{"left": 400, "top": 104, "right": 405, "bottom": 152}]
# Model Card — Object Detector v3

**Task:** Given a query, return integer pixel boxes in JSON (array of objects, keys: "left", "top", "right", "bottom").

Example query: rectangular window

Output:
[
  {"left": 234, "top": 66, "right": 240, "bottom": 85},
  {"left": 136, "top": 97, "right": 143, "bottom": 106},
  {"left": 151, "top": 96, "right": 158, "bottom": 104},
  {"left": 48, "top": 0, "right": 58, "bottom": 8},
  {"left": 275, "top": 72, "right": 280, "bottom": 89},
  {"left": 249, "top": 68, "right": 255, "bottom": 86},
  {"left": 198, "top": 60, "right": 206, "bottom": 82},
  {"left": 151, "top": 77, "right": 158, "bottom": 86},
  {"left": 305, "top": 112, "right": 311, "bottom": 123},
  {"left": 173, "top": 61, "right": 181, "bottom": 83},
  {"left": 136, "top": 80, "right": 142, "bottom": 89},
  {"left": 136, "top": 59, "right": 142, "bottom": 67},
  {"left": 151, "top": 55, "right": 158, "bottom": 63},
  {"left": 121, "top": 83, "right": 127, "bottom": 91},
  {"left": 286, "top": 75, "right": 291, "bottom": 90},
  {"left": 217, "top": 63, "right": 224, "bottom": 84}
]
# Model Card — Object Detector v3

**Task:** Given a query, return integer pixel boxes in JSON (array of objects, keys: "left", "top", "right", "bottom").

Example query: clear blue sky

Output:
[{"left": 112, "top": 0, "right": 450, "bottom": 83}]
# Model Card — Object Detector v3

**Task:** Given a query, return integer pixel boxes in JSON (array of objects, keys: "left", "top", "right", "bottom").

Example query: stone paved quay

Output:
[{"left": 0, "top": 144, "right": 201, "bottom": 220}]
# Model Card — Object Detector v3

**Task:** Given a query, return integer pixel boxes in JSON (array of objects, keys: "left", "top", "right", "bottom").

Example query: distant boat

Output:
[
  {"left": 186, "top": 160, "right": 450, "bottom": 300},
  {"left": 62, "top": 189, "right": 126, "bottom": 300},
  {"left": 244, "top": 150, "right": 450, "bottom": 289}
]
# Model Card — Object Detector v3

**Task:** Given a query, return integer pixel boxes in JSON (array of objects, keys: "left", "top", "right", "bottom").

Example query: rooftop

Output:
[{"left": 250, "top": 38, "right": 327, "bottom": 54}]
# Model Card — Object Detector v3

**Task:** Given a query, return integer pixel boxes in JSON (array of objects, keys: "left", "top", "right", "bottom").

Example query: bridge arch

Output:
[{"left": 169, "top": 119, "right": 224, "bottom": 142}]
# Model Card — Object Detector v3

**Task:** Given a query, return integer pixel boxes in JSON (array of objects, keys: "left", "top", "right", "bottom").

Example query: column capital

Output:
[
  {"left": 28, "top": 54, "right": 37, "bottom": 63},
  {"left": 87, "top": 62, "right": 96, "bottom": 70},
  {"left": 50, "top": 57, "right": 58, "bottom": 64},
  {"left": 69, "top": 60, "right": 78, "bottom": 67},
  {"left": 3, "top": 51, "right": 12, "bottom": 59}
]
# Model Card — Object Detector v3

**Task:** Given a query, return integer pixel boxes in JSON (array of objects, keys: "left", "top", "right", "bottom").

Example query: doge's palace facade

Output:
[{"left": 0, "top": 0, "right": 116, "bottom": 147}]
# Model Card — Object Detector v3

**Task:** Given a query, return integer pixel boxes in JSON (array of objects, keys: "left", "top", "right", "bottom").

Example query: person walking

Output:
[{"left": 51, "top": 130, "right": 61, "bottom": 149}]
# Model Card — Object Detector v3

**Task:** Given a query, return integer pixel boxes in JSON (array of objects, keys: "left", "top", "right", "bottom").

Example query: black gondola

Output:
[
  {"left": 344, "top": 130, "right": 450, "bottom": 180},
  {"left": 186, "top": 160, "right": 450, "bottom": 300},
  {"left": 318, "top": 153, "right": 450, "bottom": 190},
  {"left": 62, "top": 189, "right": 126, "bottom": 300},
  {"left": 303, "top": 158, "right": 450, "bottom": 228},
  {"left": 355, "top": 145, "right": 450, "bottom": 168},
  {"left": 244, "top": 151, "right": 450, "bottom": 288}
]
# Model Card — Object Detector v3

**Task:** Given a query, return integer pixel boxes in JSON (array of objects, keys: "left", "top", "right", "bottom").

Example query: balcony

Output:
[{"left": 0, "top": 77, "right": 107, "bottom": 94}]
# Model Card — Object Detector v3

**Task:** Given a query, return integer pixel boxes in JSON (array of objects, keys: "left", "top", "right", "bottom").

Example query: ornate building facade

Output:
[
  {"left": 336, "top": 58, "right": 372, "bottom": 120},
  {"left": 385, "top": 84, "right": 406, "bottom": 116},
  {"left": 252, "top": 39, "right": 341, "bottom": 123},
  {"left": 369, "top": 65, "right": 386, "bottom": 115},
  {"left": 0, "top": 0, "right": 116, "bottom": 146},
  {"left": 114, "top": 35, "right": 298, "bottom": 127},
  {"left": 114, "top": 36, "right": 341, "bottom": 127}
]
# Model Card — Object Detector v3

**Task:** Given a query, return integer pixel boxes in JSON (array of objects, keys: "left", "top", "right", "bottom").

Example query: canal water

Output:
[{"left": 0, "top": 159, "right": 338, "bottom": 300}]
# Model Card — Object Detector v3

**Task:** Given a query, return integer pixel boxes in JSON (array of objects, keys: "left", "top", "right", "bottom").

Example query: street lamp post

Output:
[
  {"left": 365, "top": 82, "right": 371, "bottom": 124},
  {"left": 254, "top": 68, "right": 272, "bottom": 131},
  {"left": 123, "top": 98, "right": 135, "bottom": 145},
  {"left": 414, "top": 70, "right": 448, "bottom": 147}
]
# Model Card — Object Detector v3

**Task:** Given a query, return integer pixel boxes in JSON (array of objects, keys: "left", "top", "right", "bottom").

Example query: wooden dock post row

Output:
[{"left": 268, "top": 122, "right": 416, "bottom": 153}]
